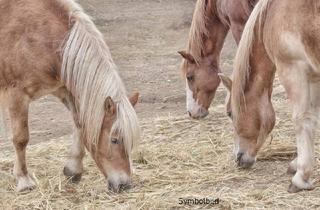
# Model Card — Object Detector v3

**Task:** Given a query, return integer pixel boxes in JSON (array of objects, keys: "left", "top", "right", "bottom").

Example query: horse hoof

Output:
[
  {"left": 287, "top": 182, "right": 315, "bottom": 193},
  {"left": 63, "top": 167, "right": 82, "bottom": 183},
  {"left": 287, "top": 182, "right": 302, "bottom": 193},
  {"left": 286, "top": 166, "right": 296, "bottom": 175},
  {"left": 17, "top": 176, "right": 36, "bottom": 192}
]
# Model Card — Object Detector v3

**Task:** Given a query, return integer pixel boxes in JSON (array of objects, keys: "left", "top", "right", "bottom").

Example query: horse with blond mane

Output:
[
  {"left": 0, "top": 0, "right": 140, "bottom": 192},
  {"left": 220, "top": 0, "right": 320, "bottom": 193},
  {"left": 178, "top": 0, "right": 258, "bottom": 119}
]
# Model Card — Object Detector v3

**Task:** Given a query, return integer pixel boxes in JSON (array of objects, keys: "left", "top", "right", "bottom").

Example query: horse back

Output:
[{"left": 262, "top": 0, "right": 320, "bottom": 71}]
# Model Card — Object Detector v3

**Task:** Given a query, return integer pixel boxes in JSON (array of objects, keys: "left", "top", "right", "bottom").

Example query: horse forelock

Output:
[
  {"left": 231, "top": 0, "right": 271, "bottom": 122},
  {"left": 187, "top": 0, "right": 211, "bottom": 63},
  {"left": 60, "top": 0, "right": 140, "bottom": 155}
]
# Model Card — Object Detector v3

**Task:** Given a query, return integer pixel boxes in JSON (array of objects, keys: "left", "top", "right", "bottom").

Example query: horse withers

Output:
[
  {"left": 220, "top": 0, "right": 320, "bottom": 193},
  {"left": 179, "top": 0, "right": 258, "bottom": 119},
  {"left": 0, "top": 0, "right": 140, "bottom": 193}
]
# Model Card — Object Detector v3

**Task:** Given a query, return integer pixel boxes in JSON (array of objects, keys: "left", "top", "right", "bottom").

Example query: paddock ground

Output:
[{"left": 1, "top": 0, "right": 320, "bottom": 209}]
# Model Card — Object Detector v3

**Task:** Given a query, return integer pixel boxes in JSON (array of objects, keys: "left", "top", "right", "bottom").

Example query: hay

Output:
[{"left": 1, "top": 77, "right": 320, "bottom": 209}]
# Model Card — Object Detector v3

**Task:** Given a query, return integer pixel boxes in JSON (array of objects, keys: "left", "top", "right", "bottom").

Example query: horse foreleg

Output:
[
  {"left": 278, "top": 63, "right": 317, "bottom": 193},
  {"left": 287, "top": 158, "right": 297, "bottom": 175},
  {"left": 63, "top": 127, "right": 85, "bottom": 183},
  {"left": 9, "top": 96, "right": 35, "bottom": 192},
  {"left": 52, "top": 87, "right": 85, "bottom": 183}
]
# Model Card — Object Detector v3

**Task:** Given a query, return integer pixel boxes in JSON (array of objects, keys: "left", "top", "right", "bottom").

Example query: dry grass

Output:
[{"left": 1, "top": 79, "right": 320, "bottom": 209}]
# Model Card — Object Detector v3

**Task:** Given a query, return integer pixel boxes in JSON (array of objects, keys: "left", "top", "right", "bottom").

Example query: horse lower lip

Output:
[
  {"left": 108, "top": 185, "right": 118, "bottom": 193},
  {"left": 237, "top": 161, "right": 246, "bottom": 168},
  {"left": 188, "top": 113, "right": 199, "bottom": 119},
  {"left": 191, "top": 113, "right": 208, "bottom": 119},
  {"left": 201, "top": 114, "right": 208, "bottom": 118},
  {"left": 237, "top": 159, "right": 254, "bottom": 169},
  {"left": 119, "top": 183, "right": 132, "bottom": 191},
  {"left": 200, "top": 110, "right": 209, "bottom": 118}
]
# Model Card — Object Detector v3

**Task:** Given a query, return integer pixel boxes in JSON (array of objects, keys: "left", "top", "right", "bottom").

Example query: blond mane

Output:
[
  {"left": 187, "top": 0, "right": 210, "bottom": 63},
  {"left": 231, "top": 0, "right": 270, "bottom": 121},
  {"left": 60, "top": 0, "right": 140, "bottom": 154}
]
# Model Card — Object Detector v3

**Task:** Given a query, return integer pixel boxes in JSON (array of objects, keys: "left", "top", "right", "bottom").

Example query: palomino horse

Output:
[
  {"left": 0, "top": 0, "right": 140, "bottom": 192},
  {"left": 179, "top": 0, "right": 258, "bottom": 119},
  {"left": 220, "top": 0, "right": 320, "bottom": 193}
]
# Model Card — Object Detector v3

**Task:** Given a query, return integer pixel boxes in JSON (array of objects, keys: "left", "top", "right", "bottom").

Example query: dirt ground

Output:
[{"left": 2, "top": 0, "right": 320, "bottom": 209}]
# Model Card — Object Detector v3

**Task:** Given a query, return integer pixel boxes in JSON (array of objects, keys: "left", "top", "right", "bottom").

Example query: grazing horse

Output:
[
  {"left": 0, "top": 0, "right": 140, "bottom": 192},
  {"left": 178, "top": 0, "right": 258, "bottom": 119},
  {"left": 221, "top": 0, "right": 320, "bottom": 193}
]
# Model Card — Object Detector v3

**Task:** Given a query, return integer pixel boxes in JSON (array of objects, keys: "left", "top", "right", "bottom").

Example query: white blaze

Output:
[{"left": 186, "top": 80, "right": 201, "bottom": 114}]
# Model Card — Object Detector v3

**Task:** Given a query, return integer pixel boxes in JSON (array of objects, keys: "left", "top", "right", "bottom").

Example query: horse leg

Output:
[
  {"left": 287, "top": 158, "right": 297, "bottom": 174},
  {"left": 287, "top": 82, "right": 320, "bottom": 172},
  {"left": 63, "top": 127, "right": 85, "bottom": 183},
  {"left": 285, "top": 83, "right": 320, "bottom": 176},
  {"left": 9, "top": 96, "right": 36, "bottom": 192},
  {"left": 52, "top": 87, "right": 85, "bottom": 183},
  {"left": 278, "top": 62, "right": 317, "bottom": 193}
]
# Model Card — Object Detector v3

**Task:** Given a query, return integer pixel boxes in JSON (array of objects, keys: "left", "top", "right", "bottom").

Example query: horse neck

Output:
[
  {"left": 200, "top": 1, "right": 229, "bottom": 67},
  {"left": 231, "top": 35, "right": 276, "bottom": 149}
]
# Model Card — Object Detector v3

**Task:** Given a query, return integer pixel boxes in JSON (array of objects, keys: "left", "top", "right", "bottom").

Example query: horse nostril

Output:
[
  {"left": 236, "top": 152, "right": 244, "bottom": 163},
  {"left": 119, "top": 183, "right": 132, "bottom": 191}
]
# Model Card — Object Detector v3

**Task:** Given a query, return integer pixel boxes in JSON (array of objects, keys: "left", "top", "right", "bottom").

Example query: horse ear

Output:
[
  {"left": 104, "top": 97, "right": 116, "bottom": 117},
  {"left": 129, "top": 92, "right": 139, "bottom": 107},
  {"left": 218, "top": 73, "right": 232, "bottom": 92},
  {"left": 178, "top": 51, "right": 195, "bottom": 63}
]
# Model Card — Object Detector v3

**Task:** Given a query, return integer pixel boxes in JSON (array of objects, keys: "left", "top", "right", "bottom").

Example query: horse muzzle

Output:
[
  {"left": 107, "top": 179, "right": 132, "bottom": 193},
  {"left": 236, "top": 152, "right": 256, "bottom": 168},
  {"left": 188, "top": 107, "right": 209, "bottom": 119},
  {"left": 107, "top": 171, "right": 132, "bottom": 193}
]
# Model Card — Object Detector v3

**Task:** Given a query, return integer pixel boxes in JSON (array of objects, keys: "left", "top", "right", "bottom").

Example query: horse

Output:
[
  {"left": 220, "top": 0, "right": 320, "bottom": 193},
  {"left": 178, "top": 0, "right": 258, "bottom": 119},
  {"left": 0, "top": 0, "right": 140, "bottom": 193}
]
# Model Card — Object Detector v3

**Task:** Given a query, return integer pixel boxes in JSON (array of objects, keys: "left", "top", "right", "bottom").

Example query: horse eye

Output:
[
  {"left": 187, "top": 75, "right": 194, "bottom": 82},
  {"left": 111, "top": 138, "right": 119, "bottom": 144}
]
